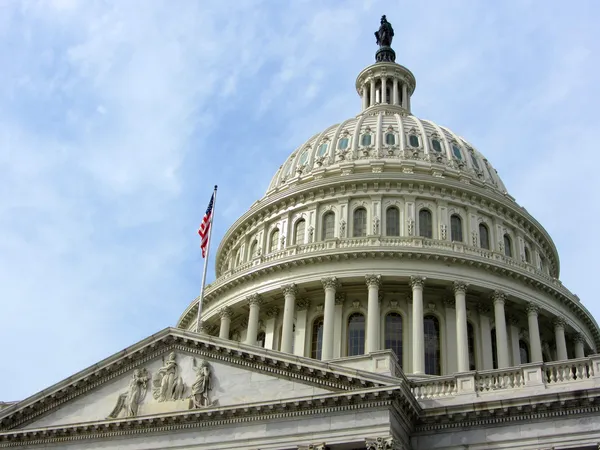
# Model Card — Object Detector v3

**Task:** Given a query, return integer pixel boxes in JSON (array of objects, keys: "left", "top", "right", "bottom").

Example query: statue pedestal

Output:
[{"left": 376, "top": 46, "right": 396, "bottom": 63}]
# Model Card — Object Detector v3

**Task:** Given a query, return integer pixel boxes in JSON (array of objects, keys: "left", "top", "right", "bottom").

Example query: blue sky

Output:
[{"left": 0, "top": 0, "right": 599, "bottom": 401}]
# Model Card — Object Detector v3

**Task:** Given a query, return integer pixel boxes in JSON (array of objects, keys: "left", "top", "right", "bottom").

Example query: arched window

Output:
[
  {"left": 269, "top": 229, "right": 279, "bottom": 253},
  {"left": 257, "top": 331, "right": 266, "bottom": 348},
  {"left": 347, "top": 313, "right": 365, "bottom": 356},
  {"left": 353, "top": 208, "right": 367, "bottom": 237},
  {"left": 298, "top": 150, "right": 309, "bottom": 166},
  {"left": 322, "top": 212, "right": 335, "bottom": 240},
  {"left": 467, "top": 322, "right": 476, "bottom": 370},
  {"left": 409, "top": 134, "right": 419, "bottom": 147},
  {"left": 386, "top": 207, "right": 400, "bottom": 236},
  {"left": 491, "top": 328, "right": 498, "bottom": 369},
  {"left": 317, "top": 143, "right": 328, "bottom": 156},
  {"left": 431, "top": 139, "right": 442, "bottom": 153},
  {"left": 361, "top": 133, "right": 372, "bottom": 146},
  {"left": 419, "top": 209, "right": 433, "bottom": 238},
  {"left": 338, "top": 137, "right": 349, "bottom": 150},
  {"left": 524, "top": 246, "right": 531, "bottom": 263},
  {"left": 294, "top": 219, "right": 306, "bottom": 245},
  {"left": 424, "top": 315, "right": 441, "bottom": 375},
  {"left": 311, "top": 317, "right": 324, "bottom": 359},
  {"left": 385, "top": 133, "right": 395, "bottom": 145},
  {"left": 385, "top": 313, "right": 403, "bottom": 367},
  {"left": 450, "top": 214, "right": 463, "bottom": 242},
  {"left": 249, "top": 240, "right": 258, "bottom": 259},
  {"left": 479, "top": 223, "right": 490, "bottom": 250},
  {"left": 519, "top": 340, "right": 530, "bottom": 364},
  {"left": 469, "top": 150, "right": 481, "bottom": 170},
  {"left": 503, "top": 234, "right": 512, "bottom": 257},
  {"left": 452, "top": 145, "right": 463, "bottom": 160}
]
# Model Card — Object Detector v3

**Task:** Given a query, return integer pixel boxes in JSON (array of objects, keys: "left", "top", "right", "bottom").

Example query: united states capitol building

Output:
[{"left": 2, "top": 16, "right": 600, "bottom": 450}]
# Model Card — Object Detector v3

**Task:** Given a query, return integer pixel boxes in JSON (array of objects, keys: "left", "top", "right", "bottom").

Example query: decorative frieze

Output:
[{"left": 365, "top": 436, "right": 402, "bottom": 450}]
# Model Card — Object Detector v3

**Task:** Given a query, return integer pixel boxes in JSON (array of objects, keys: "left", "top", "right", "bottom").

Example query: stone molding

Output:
[
  {"left": 443, "top": 296, "right": 455, "bottom": 309},
  {"left": 365, "top": 274, "right": 382, "bottom": 288},
  {"left": 476, "top": 303, "right": 490, "bottom": 315},
  {"left": 365, "top": 436, "right": 403, "bottom": 450},
  {"left": 452, "top": 281, "right": 468, "bottom": 295},
  {"left": 409, "top": 276, "right": 426, "bottom": 289},
  {"left": 281, "top": 283, "right": 298, "bottom": 297}
]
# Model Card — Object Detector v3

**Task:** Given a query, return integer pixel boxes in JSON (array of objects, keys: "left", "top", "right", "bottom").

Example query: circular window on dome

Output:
[
  {"left": 409, "top": 134, "right": 419, "bottom": 148},
  {"left": 452, "top": 145, "right": 463, "bottom": 160},
  {"left": 431, "top": 139, "right": 442, "bottom": 152},
  {"left": 338, "top": 137, "right": 349, "bottom": 150},
  {"left": 385, "top": 133, "right": 395, "bottom": 145},
  {"left": 361, "top": 134, "right": 372, "bottom": 146},
  {"left": 317, "top": 143, "right": 328, "bottom": 156},
  {"left": 299, "top": 149, "right": 309, "bottom": 165}
]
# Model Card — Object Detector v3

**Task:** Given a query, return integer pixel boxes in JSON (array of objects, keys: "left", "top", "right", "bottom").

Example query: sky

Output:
[{"left": 0, "top": 0, "right": 599, "bottom": 401}]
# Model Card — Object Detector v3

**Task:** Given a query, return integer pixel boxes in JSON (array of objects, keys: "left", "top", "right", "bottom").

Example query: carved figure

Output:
[
  {"left": 374, "top": 15, "right": 394, "bottom": 47},
  {"left": 373, "top": 217, "right": 380, "bottom": 234},
  {"left": 308, "top": 226, "right": 314, "bottom": 243},
  {"left": 339, "top": 219, "right": 346, "bottom": 237},
  {"left": 152, "top": 352, "right": 185, "bottom": 402},
  {"left": 107, "top": 368, "right": 149, "bottom": 419},
  {"left": 190, "top": 358, "right": 213, "bottom": 408}
]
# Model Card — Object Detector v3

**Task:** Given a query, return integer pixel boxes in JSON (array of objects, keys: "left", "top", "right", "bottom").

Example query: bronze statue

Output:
[{"left": 375, "top": 15, "right": 394, "bottom": 47}]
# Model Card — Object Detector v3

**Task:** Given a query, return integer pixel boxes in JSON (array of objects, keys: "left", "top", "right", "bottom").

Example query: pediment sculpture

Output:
[
  {"left": 152, "top": 352, "right": 186, "bottom": 402},
  {"left": 107, "top": 368, "right": 150, "bottom": 419},
  {"left": 189, "top": 358, "right": 217, "bottom": 409}
]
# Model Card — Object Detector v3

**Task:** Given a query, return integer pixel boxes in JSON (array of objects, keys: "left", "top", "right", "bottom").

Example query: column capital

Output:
[
  {"left": 321, "top": 277, "right": 339, "bottom": 290},
  {"left": 491, "top": 290, "right": 506, "bottom": 305},
  {"left": 453, "top": 281, "right": 469, "bottom": 295},
  {"left": 574, "top": 332, "right": 586, "bottom": 344},
  {"left": 526, "top": 302, "right": 540, "bottom": 315},
  {"left": 246, "top": 293, "right": 263, "bottom": 307},
  {"left": 266, "top": 306, "right": 280, "bottom": 318},
  {"left": 410, "top": 276, "right": 426, "bottom": 289},
  {"left": 335, "top": 292, "right": 346, "bottom": 305},
  {"left": 296, "top": 298, "right": 311, "bottom": 310},
  {"left": 218, "top": 306, "right": 233, "bottom": 319},
  {"left": 553, "top": 316, "right": 566, "bottom": 329},
  {"left": 365, "top": 274, "right": 382, "bottom": 288},
  {"left": 281, "top": 283, "right": 298, "bottom": 297}
]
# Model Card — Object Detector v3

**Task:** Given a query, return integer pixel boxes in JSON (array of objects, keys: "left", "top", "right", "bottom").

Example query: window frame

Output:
[
  {"left": 418, "top": 208, "right": 433, "bottom": 239},
  {"left": 353, "top": 207, "right": 367, "bottom": 237},
  {"left": 450, "top": 214, "right": 463, "bottom": 242},
  {"left": 347, "top": 312, "right": 366, "bottom": 357},
  {"left": 385, "top": 206, "right": 400, "bottom": 236},
  {"left": 479, "top": 223, "right": 490, "bottom": 250},
  {"left": 322, "top": 212, "right": 335, "bottom": 241}
]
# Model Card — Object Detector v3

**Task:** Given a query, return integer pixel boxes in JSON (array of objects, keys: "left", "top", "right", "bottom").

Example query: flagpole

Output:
[{"left": 196, "top": 185, "right": 218, "bottom": 333}]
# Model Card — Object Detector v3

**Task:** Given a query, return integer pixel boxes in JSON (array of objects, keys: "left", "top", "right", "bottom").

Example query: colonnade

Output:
[
  {"left": 361, "top": 74, "right": 410, "bottom": 111},
  {"left": 215, "top": 276, "right": 584, "bottom": 373}
]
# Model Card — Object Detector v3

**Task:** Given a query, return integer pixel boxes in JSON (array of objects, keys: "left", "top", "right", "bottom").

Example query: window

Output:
[
  {"left": 431, "top": 139, "right": 442, "bottom": 152},
  {"left": 467, "top": 322, "right": 476, "bottom": 370},
  {"left": 424, "top": 315, "right": 441, "bottom": 375},
  {"left": 317, "top": 143, "right": 328, "bottom": 156},
  {"left": 524, "top": 246, "right": 531, "bottom": 263},
  {"left": 269, "top": 229, "right": 279, "bottom": 253},
  {"left": 322, "top": 212, "right": 335, "bottom": 240},
  {"left": 386, "top": 207, "right": 400, "bottom": 236},
  {"left": 311, "top": 317, "right": 324, "bottom": 359},
  {"left": 419, "top": 209, "right": 433, "bottom": 238},
  {"left": 450, "top": 214, "right": 463, "bottom": 242},
  {"left": 257, "top": 331, "right": 266, "bottom": 348},
  {"left": 469, "top": 151, "right": 481, "bottom": 170},
  {"left": 385, "top": 133, "right": 395, "bottom": 145},
  {"left": 409, "top": 134, "right": 419, "bottom": 148},
  {"left": 298, "top": 150, "right": 309, "bottom": 165},
  {"left": 503, "top": 234, "right": 512, "bottom": 257},
  {"left": 347, "top": 313, "right": 365, "bottom": 356},
  {"left": 452, "top": 145, "right": 463, "bottom": 160},
  {"left": 249, "top": 240, "right": 258, "bottom": 259},
  {"left": 491, "top": 328, "right": 498, "bottom": 369},
  {"left": 519, "top": 340, "right": 530, "bottom": 364},
  {"left": 338, "top": 137, "right": 349, "bottom": 150},
  {"left": 479, "top": 223, "right": 490, "bottom": 250},
  {"left": 385, "top": 313, "right": 403, "bottom": 367},
  {"left": 361, "top": 134, "right": 372, "bottom": 146},
  {"left": 294, "top": 219, "right": 306, "bottom": 245},
  {"left": 353, "top": 208, "right": 367, "bottom": 237}
]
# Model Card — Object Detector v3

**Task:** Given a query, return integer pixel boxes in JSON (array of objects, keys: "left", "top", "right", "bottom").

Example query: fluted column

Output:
[
  {"left": 492, "top": 290, "right": 510, "bottom": 368},
  {"left": 574, "top": 333, "right": 586, "bottom": 359},
  {"left": 401, "top": 83, "right": 408, "bottom": 109},
  {"left": 218, "top": 307, "right": 233, "bottom": 340},
  {"left": 362, "top": 85, "right": 368, "bottom": 110},
  {"left": 244, "top": 294, "right": 262, "bottom": 345},
  {"left": 526, "top": 303, "right": 543, "bottom": 362},
  {"left": 280, "top": 283, "right": 298, "bottom": 354},
  {"left": 381, "top": 76, "right": 387, "bottom": 104},
  {"left": 321, "top": 277, "right": 338, "bottom": 361},
  {"left": 454, "top": 281, "right": 469, "bottom": 372},
  {"left": 554, "top": 317, "right": 568, "bottom": 361},
  {"left": 411, "top": 276, "right": 426, "bottom": 375},
  {"left": 365, "top": 275, "right": 382, "bottom": 353},
  {"left": 370, "top": 78, "right": 376, "bottom": 107},
  {"left": 392, "top": 78, "right": 399, "bottom": 105}
]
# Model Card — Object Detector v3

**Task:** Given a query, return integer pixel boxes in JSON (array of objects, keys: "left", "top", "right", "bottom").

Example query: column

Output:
[
  {"left": 264, "top": 307, "right": 278, "bottom": 350},
  {"left": 443, "top": 297, "right": 457, "bottom": 374},
  {"left": 492, "top": 290, "right": 510, "bottom": 368},
  {"left": 218, "top": 307, "right": 233, "bottom": 339},
  {"left": 381, "top": 77, "right": 387, "bottom": 104},
  {"left": 554, "top": 317, "right": 568, "bottom": 361},
  {"left": 321, "top": 277, "right": 338, "bottom": 361},
  {"left": 365, "top": 274, "right": 382, "bottom": 353},
  {"left": 526, "top": 303, "right": 543, "bottom": 362},
  {"left": 333, "top": 293, "right": 345, "bottom": 358},
  {"left": 477, "top": 304, "right": 493, "bottom": 370},
  {"left": 574, "top": 333, "right": 586, "bottom": 359},
  {"left": 244, "top": 294, "right": 262, "bottom": 345},
  {"left": 454, "top": 281, "right": 469, "bottom": 372},
  {"left": 370, "top": 78, "right": 376, "bottom": 107},
  {"left": 362, "top": 85, "right": 368, "bottom": 110},
  {"left": 507, "top": 315, "right": 521, "bottom": 365},
  {"left": 294, "top": 299, "right": 311, "bottom": 357},
  {"left": 401, "top": 83, "right": 408, "bottom": 109},
  {"left": 280, "top": 283, "right": 297, "bottom": 354},
  {"left": 392, "top": 78, "right": 399, "bottom": 105},
  {"left": 411, "top": 276, "right": 426, "bottom": 375}
]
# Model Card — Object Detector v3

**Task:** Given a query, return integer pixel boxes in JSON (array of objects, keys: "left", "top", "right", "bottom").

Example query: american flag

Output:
[{"left": 198, "top": 193, "right": 214, "bottom": 258}]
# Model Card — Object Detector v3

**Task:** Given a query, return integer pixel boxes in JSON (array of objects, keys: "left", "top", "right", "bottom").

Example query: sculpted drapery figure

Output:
[
  {"left": 152, "top": 352, "right": 186, "bottom": 402},
  {"left": 374, "top": 15, "right": 394, "bottom": 47},
  {"left": 190, "top": 358, "right": 212, "bottom": 408},
  {"left": 107, "top": 368, "right": 150, "bottom": 419}
]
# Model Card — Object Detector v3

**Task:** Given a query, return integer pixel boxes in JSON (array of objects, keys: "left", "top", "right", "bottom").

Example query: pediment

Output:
[{"left": 0, "top": 328, "right": 393, "bottom": 431}]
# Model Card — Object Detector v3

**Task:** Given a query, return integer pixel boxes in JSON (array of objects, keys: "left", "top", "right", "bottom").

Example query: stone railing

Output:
[{"left": 409, "top": 356, "right": 600, "bottom": 401}]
